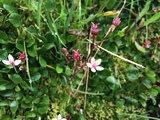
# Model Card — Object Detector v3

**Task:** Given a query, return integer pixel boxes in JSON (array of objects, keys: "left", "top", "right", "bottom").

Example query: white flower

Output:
[
  {"left": 86, "top": 57, "right": 104, "bottom": 72},
  {"left": 52, "top": 114, "right": 66, "bottom": 120},
  {"left": 2, "top": 54, "right": 21, "bottom": 66}
]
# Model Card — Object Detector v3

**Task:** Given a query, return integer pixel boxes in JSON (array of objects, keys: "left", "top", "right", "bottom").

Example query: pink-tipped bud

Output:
[
  {"left": 73, "top": 49, "right": 82, "bottom": 62},
  {"left": 91, "top": 22, "right": 99, "bottom": 35},
  {"left": 19, "top": 52, "right": 26, "bottom": 63},
  {"left": 144, "top": 40, "right": 151, "bottom": 48},
  {"left": 112, "top": 18, "right": 121, "bottom": 26},
  {"left": 62, "top": 47, "right": 68, "bottom": 53}
]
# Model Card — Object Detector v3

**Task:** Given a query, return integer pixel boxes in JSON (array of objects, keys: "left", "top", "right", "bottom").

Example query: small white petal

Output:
[
  {"left": 91, "top": 57, "right": 96, "bottom": 64},
  {"left": 96, "top": 66, "right": 104, "bottom": 71},
  {"left": 91, "top": 68, "right": 96, "bottom": 72},
  {"left": 96, "top": 59, "right": 102, "bottom": 65},
  {"left": 61, "top": 118, "right": 67, "bottom": 120},
  {"left": 52, "top": 119, "right": 58, "bottom": 120},
  {"left": 58, "top": 114, "right": 62, "bottom": 120},
  {"left": 2, "top": 60, "right": 10, "bottom": 65},
  {"left": 86, "top": 63, "right": 92, "bottom": 68},
  {"left": 8, "top": 54, "right": 14, "bottom": 61},
  {"left": 14, "top": 60, "right": 21, "bottom": 66}
]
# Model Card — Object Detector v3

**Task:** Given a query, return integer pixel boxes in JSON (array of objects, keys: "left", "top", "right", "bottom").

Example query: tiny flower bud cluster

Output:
[
  {"left": 73, "top": 50, "right": 82, "bottom": 62},
  {"left": 91, "top": 22, "right": 99, "bottom": 35},
  {"left": 62, "top": 47, "right": 82, "bottom": 63},
  {"left": 112, "top": 18, "right": 121, "bottom": 26}
]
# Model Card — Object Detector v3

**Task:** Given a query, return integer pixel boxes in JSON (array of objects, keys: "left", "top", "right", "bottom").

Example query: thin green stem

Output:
[
  {"left": 14, "top": 67, "right": 18, "bottom": 74},
  {"left": 24, "top": 41, "right": 32, "bottom": 88}
]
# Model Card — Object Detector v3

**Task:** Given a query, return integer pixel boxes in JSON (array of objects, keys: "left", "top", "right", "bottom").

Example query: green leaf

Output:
[
  {"left": 144, "top": 12, "right": 160, "bottom": 26},
  {"left": 0, "top": 100, "right": 9, "bottom": 107},
  {"left": 106, "top": 76, "right": 119, "bottom": 90},
  {"left": 139, "top": 93, "right": 148, "bottom": 101},
  {"left": 39, "top": 55, "right": 47, "bottom": 67},
  {"left": 145, "top": 70, "right": 156, "bottom": 83},
  {"left": 27, "top": 38, "right": 35, "bottom": 47},
  {"left": 135, "top": 41, "right": 146, "bottom": 53},
  {"left": 142, "top": 79, "right": 152, "bottom": 89},
  {"left": 10, "top": 100, "right": 18, "bottom": 114},
  {"left": 108, "top": 44, "right": 118, "bottom": 53},
  {"left": 106, "top": 76, "right": 118, "bottom": 84},
  {"left": 136, "top": 0, "right": 151, "bottom": 21},
  {"left": 149, "top": 88, "right": 158, "bottom": 96},
  {"left": 56, "top": 65, "right": 63, "bottom": 74},
  {"left": 0, "top": 31, "right": 9, "bottom": 44},
  {"left": 28, "top": 46, "right": 37, "bottom": 57},
  {"left": 16, "top": 40, "right": 24, "bottom": 51},
  {"left": 126, "top": 67, "right": 139, "bottom": 81},
  {"left": 9, "top": 13, "right": 21, "bottom": 27},
  {"left": 1, "top": 0, "right": 13, "bottom": 4},
  {"left": 15, "top": 85, "right": 21, "bottom": 92},
  {"left": 0, "top": 49, "right": 7, "bottom": 61},
  {"left": 3, "top": 4, "right": 17, "bottom": 13},
  {"left": 125, "top": 96, "right": 138, "bottom": 104},
  {"left": 31, "top": 72, "right": 41, "bottom": 81},
  {"left": 9, "top": 74, "right": 22, "bottom": 84},
  {"left": 25, "top": 111, "right": 36, "bottom": 118},
  {"left": 65, "top": 66, "right": 72, "bottom": 76},
  {"left": 0, "top": 80, "right": 9, "bottom": 91},
  {"left": 150, "top": 96, "right": 156, "bottom": 105},
  {"left": 20, "top": 81, "right": 29, "bottom": 89},
  {"left": 60, "top": 92, "right": 69, "bottom": 102},
  {"left": 139, "top": 99, "right": 146, "bottom": 107},
  {"left": 37, "top": 104, "right": 48, "bottom": 114},
  {"left": 44, "top": 0, "right": 55, "bottom": 12}
]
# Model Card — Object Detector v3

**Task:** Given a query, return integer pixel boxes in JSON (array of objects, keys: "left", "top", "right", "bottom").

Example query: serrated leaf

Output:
[{"left": 135, "top": 41, "right": 146, "bottom": 53}]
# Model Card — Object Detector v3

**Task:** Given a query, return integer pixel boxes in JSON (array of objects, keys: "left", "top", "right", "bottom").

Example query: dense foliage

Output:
[{"left": 0, "top": 0, "right": 160, "bottom": 120}]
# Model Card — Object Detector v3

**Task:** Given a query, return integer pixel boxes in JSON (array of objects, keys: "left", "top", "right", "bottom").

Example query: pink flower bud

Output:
[
  {"left": 73, "top": 50, "right": 82, "bottom": 62},
  {"left": 144, "top": 40, "right": 151, "bottom": 48},
  {"left": 91, "top": 22, "right": 99, "bottom": 35},
  {"left": 112, "top": 18, "right": 121, "bottom": 26},
  {"left": 19, "top": 52, "right": 26, "bottom": 63},
  {"left": 62, "top": 47, "right": 68, "bottom": 53}
]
